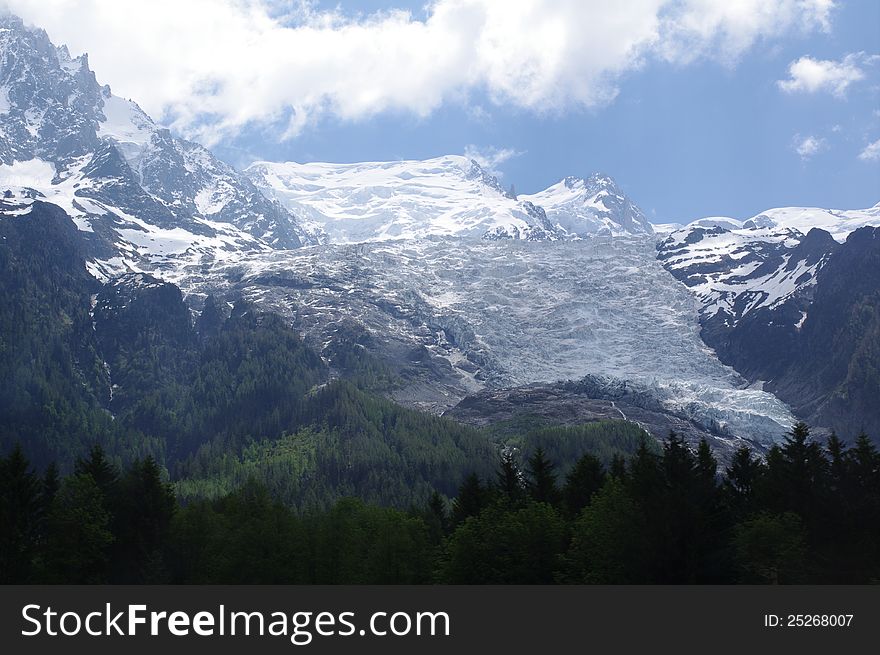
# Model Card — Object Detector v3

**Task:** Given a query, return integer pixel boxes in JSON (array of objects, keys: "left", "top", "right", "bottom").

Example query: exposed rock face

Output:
[
  {"left": 445, "top": 382, "right": 766, "bottom": 465},
  {"left": 658, "top": 214, "right": 879, "bottom": 442},
  {"left": 0, "top": 14, "right": 309, "bottom": 280}
]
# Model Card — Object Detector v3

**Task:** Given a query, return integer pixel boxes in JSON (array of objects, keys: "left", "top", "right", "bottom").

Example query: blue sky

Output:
[{"left": 7, "top": 0, "right": 880, "bottom": 222}]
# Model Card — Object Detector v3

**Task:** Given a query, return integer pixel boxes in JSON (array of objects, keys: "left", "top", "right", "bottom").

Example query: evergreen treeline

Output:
[
  {"left": 2, "top": 422, "right": 877, "bottom": 584},
  {"left": 174, "top": 380, "right": 503, "bottom": 510}
]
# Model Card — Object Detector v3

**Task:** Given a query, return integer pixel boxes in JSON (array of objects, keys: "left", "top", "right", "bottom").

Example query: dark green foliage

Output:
[
  {"left": 759, "top": 422, "right": 828, "bottom": 520},
  {"left": 562, "top": 453, "right": 605, "bottom": 517},
  {"left": 75, "top": 444, "right": 119, "bottom": 499},
  {"left": 318, "top": 320, "right": 397, "bottom": 392},
  {"left": 172, "top": 480, "right": 308, "bottom": 584},
  {"left": 2, "top": 205, "right": 878, "bottom": 584},
  {"left": 111, "top": 457, "right": 176, "bottom": 583},
  {"left": 515, "top": 420, "right": 653, "bottom": 476},
  {"left": 610, "top": 453, "right": 627, "bottom": 479},
  {"left": 422, "top": 490, "right": 449, "bottom": 544},
  {"left": 495, "top": 451, "right": 525, "bottom": 507},
  {"left": 0, "top": 428, "right": 877, "bottom": 584},
  {"left": 0, "top": 204, "right": 117, "bottom": 469},
  {"left": 733, "top": 512, "right": 807, "bottom": 584},
  {"left": 169, "top": 488, "right": 431, "bottom": 584},
  {"left": 451, "top": 473, "right": 488, "bottom": 526},
  {"left": 306, "top": 498, "right": 432, "bottom": 584},
  {"left": 564, "top": 479, "right": 649, "bottom": 583},
  {"left": 526, "top": 447, "right": 561, "bottom": 506},
  {"left": 175, "top": 382, "right": 500, "bottom": 510},
  {"left": 42, "top": 474, "right": 114, "bottom": 583},
  {"left": 99, "top": 296, "right": 328, "bottom": 466},
  {"left": 440, "top": 502, "right": 567, "bottom": 584},
  {"left": 724, "top": 446, "right": 763, "bottom": 517},
  {"left": 0, "top": 444, "right": 41, "bottom": 582}
]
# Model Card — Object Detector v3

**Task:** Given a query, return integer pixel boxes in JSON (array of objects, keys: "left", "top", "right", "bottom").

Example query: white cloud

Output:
[
  {"left": 858, "top": 139, "right": 880, "bottom": 161},
  {"left": 657, "top": 0, "right": 834, "bottom": 65},
  {"left": 0, "top": 0, "right": 837, "bottom": 143},
  {"left": 463, "top": 144, "right": 523, "bottom": 178},
  {"left": 778, "top": 52, "right": 877, "bottom": 97},
  {"left": 794, "top": 134, "right": 825, "bottom": 159}
]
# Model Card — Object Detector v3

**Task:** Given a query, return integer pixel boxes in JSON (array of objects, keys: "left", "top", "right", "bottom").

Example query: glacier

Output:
[{"left": 175, "top": 234, "right": 797, "bottom": 444}]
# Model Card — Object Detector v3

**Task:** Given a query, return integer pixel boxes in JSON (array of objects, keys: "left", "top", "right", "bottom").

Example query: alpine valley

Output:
[{"left": 1, "top": 12, "right": 878, "bottom": 503}]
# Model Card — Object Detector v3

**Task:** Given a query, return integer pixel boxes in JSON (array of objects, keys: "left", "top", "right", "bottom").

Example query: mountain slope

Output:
[
  {"left": 0, "top": 202, "right": 505, "bottom": 509},
  {"left": 657, "top": 223, "right": 834, "bottom": 330},
  {"left": 657, "top": 208, "right": 880, "bottom": 440},
  {"left": 246, "top": 156, "right": 558, "bottom": 243},
  {"left": 246, "top": 158, "right": 653, "bottom": 243},
  {"left": 767, "top": 226, "right": 880, "bottom": 437},
  {"left": 0, "top": 14, "right": 308, "bottom": 279},
  {"left": 520, "top": 173, "right": 654, "bottom": 237}
]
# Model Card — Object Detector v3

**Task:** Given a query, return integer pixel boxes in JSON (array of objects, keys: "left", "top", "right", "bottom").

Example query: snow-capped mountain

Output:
[
  {"left": 0, "top": 14, "right": 308, "bottom": 279},
  {"left": 246, "top": 156, "right": 559, "bottom": 243},
  {"left": 657, "top": 223, "right": 824, "bottom": 328},
  {"left": 246, "top": 159, "right": 652, "bottom": 243},
  {"left": 520, "top": 173, "right": 654, "bottom": 237},
  {"left": 655, "top": 208, "right": 880, "bottom": 440},
  {"left": 657, "top": 204, "right": 879, "bottom": 330},
  {"left": 687, "top": 205, "right": 880, "bottom": 243}
]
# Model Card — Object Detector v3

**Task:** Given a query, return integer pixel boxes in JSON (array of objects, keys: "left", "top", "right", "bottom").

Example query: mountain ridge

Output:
[
  {"left": 0, "top": 13, "right": 310, "bottom": 280},
  {"left": 246, "top": 156, "right": 653, "bottom": 244}
]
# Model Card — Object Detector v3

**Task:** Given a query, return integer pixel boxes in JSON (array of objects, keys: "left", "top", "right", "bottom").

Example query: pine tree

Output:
[
  {"left": 526, "top": 447, "right": 559, "bottom": 506},
  {"left": 565, "top": 479, "right": 650, "bottom": 583},
  {"left": 733, "top": 512, "right": 806, "bottom": 584},
  {"left": 43, "top": 474, "right": 114, "bottom": 583},
  {"left": 661, "top": 432, "right": 695, "bottom": 488},
  {"left": 848, "top": 433, "right": 880, "bottom": 489},
  {"left": 610, "top": 453, "right": 627, "bottom": 480},
  {"left": 826, "top": 432, "right": 846, "bottom": 491},
  {"left": 495, "top": 451, "right": 525, "bottom": 507},
  {"left": 562, "top": 453, "right": 605, "bottom": 516},
  {"left": 725, "top": 446, "right": 763, "bottom": 514},
  {"left": 35, "top": 462, "right": 61, "bottom": 555},
  {"left": 0, "top": 445, "right": 40, "bottom": 582},
  {"left": 696, "top": 439, "right": 717, "bottom": 487},
  {"left": 451, "top": 473, "right": 486, "bottom": 525},
  {"left": 423, "top": 490, "right": 449, "bottom": 542},
  {"left": 627, "top": 437, "right": 661, "bottom": 503},
  {"left": 41, "top": 463, "right": 60, "bottom": 510},
  {"left": 778, "top": 421, "right": 828, "bottom": 520},
  {"left": 112, "top": 457, "right": 176, "bottom": 582},
  {"left": 75, "top": 444, "right": 119, "bottom": 500}
]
